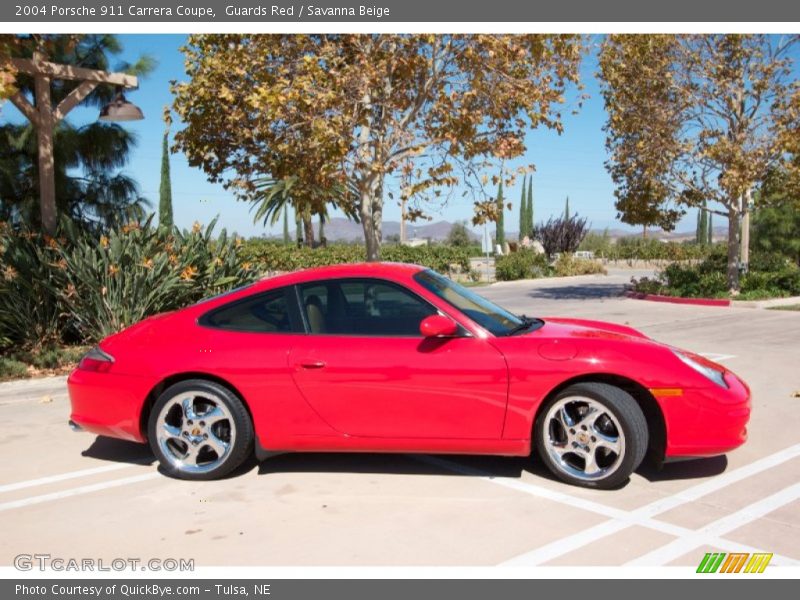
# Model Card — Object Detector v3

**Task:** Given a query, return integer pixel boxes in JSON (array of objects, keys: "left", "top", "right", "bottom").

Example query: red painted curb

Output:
[{"left": 625, "top": 291, "right": 731, "bottom": 307}]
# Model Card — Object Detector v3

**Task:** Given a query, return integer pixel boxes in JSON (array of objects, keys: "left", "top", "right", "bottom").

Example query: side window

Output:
[
  {"left": 299, "top": 279, "right": 436, "bottom": 336},
  {"left": 202, "top": 290, "right": 294, "bottom": 333}
]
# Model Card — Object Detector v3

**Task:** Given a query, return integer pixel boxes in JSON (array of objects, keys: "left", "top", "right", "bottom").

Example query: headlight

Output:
[{"left": 672, "top": 350, "right": 728, "bottom": 389}]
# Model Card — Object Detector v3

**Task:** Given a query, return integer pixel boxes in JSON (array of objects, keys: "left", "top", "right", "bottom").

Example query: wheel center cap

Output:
[
  {"left": 191, "top": 426, "right": 201, "bottom": 436},
  {"left": 576, "top": 432, "right": 590, "bottom": 444}
]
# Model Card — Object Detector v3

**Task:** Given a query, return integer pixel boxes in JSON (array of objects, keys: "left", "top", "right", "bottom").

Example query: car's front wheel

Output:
[
  {"left": 534, "top": 382, "right": 648, "bottom": 489},
  {"left": 148, "top": 379, "right": 253, "bottom": 480}
]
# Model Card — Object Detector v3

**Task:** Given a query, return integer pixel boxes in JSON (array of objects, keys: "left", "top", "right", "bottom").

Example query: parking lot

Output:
[{"left": 1, "top": 270, "right": 799, "bottom": 568}]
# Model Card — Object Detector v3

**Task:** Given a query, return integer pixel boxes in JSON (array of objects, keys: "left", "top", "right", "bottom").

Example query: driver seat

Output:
[{"left": 305, "top": 295, "right": 327, "bottom": 334}]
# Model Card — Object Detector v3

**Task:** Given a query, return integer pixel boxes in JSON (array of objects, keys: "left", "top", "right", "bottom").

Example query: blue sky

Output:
[{"left": 3, "top": 35, "right": 797, "bottom": 238}]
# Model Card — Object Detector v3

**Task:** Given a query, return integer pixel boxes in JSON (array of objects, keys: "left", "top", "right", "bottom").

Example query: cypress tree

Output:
[
  {"left": 495, "top": 181, "right": 505, "bottom": 246},
  {"left": 698, "top": 201, "right": 708, "bottom": 245},
  {"left": 527, "top": 177, "right": 534, "bottom": 235},
  {"left": 158, "top": 127, "right": 174, "bottom": 229},
  {"left": 696, "top": 209, "right": 701, "bottom": 243},
  {"left": 519, "top": 177, "right": 527, "bottom": 239},
  {"left": 564, "top": 196, "right": 570, "bottom": 220}
]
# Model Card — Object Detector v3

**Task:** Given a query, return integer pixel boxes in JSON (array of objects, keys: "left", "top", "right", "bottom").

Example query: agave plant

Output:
[
  {"left": 52, "top": 217, "right": 254, "bottom": 343},
  {"left": 0, "top": 222, "right": 65, "bottom": 349}
]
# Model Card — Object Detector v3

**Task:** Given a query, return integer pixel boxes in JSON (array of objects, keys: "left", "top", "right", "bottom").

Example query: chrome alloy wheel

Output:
[
  {"left": 543, "top": 396, "right": 626, "bottom": 481},
  {"left": 155, "top": 392, "right": 236, "bottom": 474}
]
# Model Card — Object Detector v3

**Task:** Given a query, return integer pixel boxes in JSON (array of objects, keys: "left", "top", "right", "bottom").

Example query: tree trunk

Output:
[
  {"left": 303, "top": 215, "right": 315, "bottom": 248},
  {"left": 372, "top": 180, "right": 383, "bottom": 255},
  {"left": 727, "top": 206, "right": 740, "bottom": 293},
  {"left": 360, "top": 187, "right": 379, "bottom": 261},
  {"left": 740, "top": 187, "right": 752, "bottom": 272}
]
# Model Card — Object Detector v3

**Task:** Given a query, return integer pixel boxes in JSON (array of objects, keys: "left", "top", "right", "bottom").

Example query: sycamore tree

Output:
[
  {"left": 599, "top": 34, "right": 799, "bottom": 291},
  {"left": 172, "top": 34, "right": 584, "bottom": 260},
  {"left": 0, "top": 37, "right": 18, "bottom": 107}
]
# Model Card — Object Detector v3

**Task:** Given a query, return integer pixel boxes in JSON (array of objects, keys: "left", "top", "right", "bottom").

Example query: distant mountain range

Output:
[{"left": 259, "top": 217, "right": 726, "bottom": 243}]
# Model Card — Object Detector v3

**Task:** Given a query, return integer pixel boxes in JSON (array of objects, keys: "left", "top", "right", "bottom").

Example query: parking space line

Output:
[
  {"left": 627, "top": 481, "right": 800, "bottom": 566},
  {"left": 501, "top": 443, "right": 800, "bottom": 565},
  {"left": 414, "top": 451, "right": 800, "bottom": 567},
  {"left": 0, "top": 463, "right": 136, "bottom": 494},
  {"left": 0, "top": 472, "right": 160, "bottom": 513}
]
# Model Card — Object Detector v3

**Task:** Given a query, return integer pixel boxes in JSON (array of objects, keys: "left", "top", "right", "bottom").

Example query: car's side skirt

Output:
[{"left": 255, "top": 434, "right": 530, "bottom": 460}]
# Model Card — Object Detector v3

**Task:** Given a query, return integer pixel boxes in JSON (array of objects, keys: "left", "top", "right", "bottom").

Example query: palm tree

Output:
[
  {"left": 0, "top": 120, "right": 150, "bottom": 231},
  {"left": 251, "top": 176, "right": 359, "bottom": 247}
]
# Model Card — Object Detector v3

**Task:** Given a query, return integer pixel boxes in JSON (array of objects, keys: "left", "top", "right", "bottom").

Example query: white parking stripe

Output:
[
  {"left": 0, "top": 472, "right": 160, "bottom": 513},
  {"left": 0, "top": 463, "right": 136, "bottom": 494},
  {"left": 627, "top": 482, "right": 800, "bottom": 566},
  {"left": 501, "top": 443, "right": 800, "bottom": 565},
  {"left": 414, "top": 450, "right": 800, "bottom": 567}
]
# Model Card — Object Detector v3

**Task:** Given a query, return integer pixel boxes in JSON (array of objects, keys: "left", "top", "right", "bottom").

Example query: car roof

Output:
[{"left": 253, "top": 261, "right": 428, "bottom": 289}]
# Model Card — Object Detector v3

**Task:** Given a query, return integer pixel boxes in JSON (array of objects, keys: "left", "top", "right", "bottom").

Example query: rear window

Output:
[{"left": 200, "top": 289, "right": 295, "bottom": 333}]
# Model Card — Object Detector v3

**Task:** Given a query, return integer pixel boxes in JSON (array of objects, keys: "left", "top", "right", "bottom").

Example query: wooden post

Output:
[{"left": 32, "top": 53, "right": 57, "bottom": 234}]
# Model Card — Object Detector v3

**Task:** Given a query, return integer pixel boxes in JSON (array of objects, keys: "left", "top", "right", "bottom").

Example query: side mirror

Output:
[{"left": 420, "top": 315, "right": 459, "bottom": 338}]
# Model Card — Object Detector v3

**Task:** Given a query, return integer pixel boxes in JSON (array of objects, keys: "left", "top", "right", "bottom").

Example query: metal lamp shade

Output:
[{"left": 99, "top": 90, "right": 144, "bottom": 122}]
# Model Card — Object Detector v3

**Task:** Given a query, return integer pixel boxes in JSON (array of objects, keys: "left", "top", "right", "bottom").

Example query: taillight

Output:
[{"left": 78, "top": 346, "right": 115, "bottom": 373}]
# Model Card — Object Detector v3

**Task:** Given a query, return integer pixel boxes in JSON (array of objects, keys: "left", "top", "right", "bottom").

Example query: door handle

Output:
[{"left": 297, "top": 360, "right": 326, "bottom": 369}]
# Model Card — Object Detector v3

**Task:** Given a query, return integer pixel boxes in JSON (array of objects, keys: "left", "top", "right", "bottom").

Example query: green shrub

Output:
[
  {"left": 495, "top": 251, "right": 550, "bottom": 281},
  {"left": 553, "top": 253, "right": 607, "bottom": 277},
  {"left": 578, "top": 230, "right": 614, "bottom": 255},
  {"left": 240, "top": 240, "right": 471, "bottom": 275},
  {"left": 0, "top": 357, "right": 28, "bottom": 379},
  {"left": 631, "top": 250, "right": 800, "bottom": 299},
  {"left": 597, "top": 237, "right": 714, "bottom": 261}
]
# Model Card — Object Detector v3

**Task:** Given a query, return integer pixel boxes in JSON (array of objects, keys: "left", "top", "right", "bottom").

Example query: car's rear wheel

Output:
[
  {"left": 148, "top": 379, "right": 253, "bottom": 480},
  {"left": 534, "top": 382, "right": 648, "bottom": 489}
]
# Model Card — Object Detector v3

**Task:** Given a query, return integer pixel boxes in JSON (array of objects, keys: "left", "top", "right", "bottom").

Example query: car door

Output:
[{"left": 288, "top": 278, "right": 509, "bottom": 439}]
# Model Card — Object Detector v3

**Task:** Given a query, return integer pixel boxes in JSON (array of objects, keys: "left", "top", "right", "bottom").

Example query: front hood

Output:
[{"left": 540, "top": 317, "right": 649, "bottom": 340}]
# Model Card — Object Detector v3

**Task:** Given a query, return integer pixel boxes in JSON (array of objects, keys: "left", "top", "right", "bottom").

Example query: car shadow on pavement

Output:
[
  {"left": 82, "top": 435, "right": 730, "bottom": 487},
  {"left": 637, "top": 455, "right": 729, "bottom": 482},
  {"left": 258, "top": 452, "right": 547, "bottom": 480},
  {"left": 525, "top": 284, "right": 627, "bottom": 300},
  {"left": 81, "top": 436, "right": 156, "bottom": 466}
]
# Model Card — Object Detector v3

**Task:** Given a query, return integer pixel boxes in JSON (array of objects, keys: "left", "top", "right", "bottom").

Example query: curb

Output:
[{"left": 625, "top": 291, "right": 731, "bottom": 307}]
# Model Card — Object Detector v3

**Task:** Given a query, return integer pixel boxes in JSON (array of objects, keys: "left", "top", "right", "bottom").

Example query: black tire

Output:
[
  {"left": 534, "top": 382, "right": 648, "bottom": 490},
  {"left": 147, "top": 379, "right": 253, "bottom": 480}
]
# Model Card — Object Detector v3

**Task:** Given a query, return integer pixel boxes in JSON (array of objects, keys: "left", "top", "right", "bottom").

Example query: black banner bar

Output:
[
  {"left": 3, "top": 579, "right": 798, "bottom": 600},
  {"left": 3, "top": 0, "right": 800, "bottom": 23}
]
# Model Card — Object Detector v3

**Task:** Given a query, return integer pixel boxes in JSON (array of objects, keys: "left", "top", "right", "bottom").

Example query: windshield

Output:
[{"left": 414, "top": 270, "right": 539, "bottom": 336}]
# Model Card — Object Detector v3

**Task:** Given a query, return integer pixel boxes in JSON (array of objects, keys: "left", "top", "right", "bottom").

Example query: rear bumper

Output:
[
  {"left": 67, "top": 368, "right": 153, "bottom": 442},
  {"left": 663, "top": 372, "right": 750, "bottom": 458}
]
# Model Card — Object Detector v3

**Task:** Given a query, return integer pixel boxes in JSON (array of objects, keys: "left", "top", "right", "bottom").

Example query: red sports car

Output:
[{"left": 68, "top": 263, "right": 750, "bottom": 489}]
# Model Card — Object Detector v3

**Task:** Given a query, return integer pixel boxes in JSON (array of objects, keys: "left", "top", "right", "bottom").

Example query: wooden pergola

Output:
[{"left": 7, "top": 51, "right": 139, "bottom": 234}]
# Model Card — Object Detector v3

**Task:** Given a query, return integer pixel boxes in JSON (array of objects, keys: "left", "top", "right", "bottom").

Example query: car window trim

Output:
[{"left": 296, "top": 277, "right": 470, "bottom": 338}]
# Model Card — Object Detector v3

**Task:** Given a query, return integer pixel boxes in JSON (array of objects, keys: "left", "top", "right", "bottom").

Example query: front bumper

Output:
[{"left": 662, "top": 371, "right": 751, "bottom": 458}]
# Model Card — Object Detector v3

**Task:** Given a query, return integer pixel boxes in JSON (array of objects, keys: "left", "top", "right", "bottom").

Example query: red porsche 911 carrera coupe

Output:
[{"left": 67, "top": 263, "right": 750, "bottom": 489}]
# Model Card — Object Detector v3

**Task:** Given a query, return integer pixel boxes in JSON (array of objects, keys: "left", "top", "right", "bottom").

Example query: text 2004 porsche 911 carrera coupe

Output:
[{"left": 68, "top": 263, "right": 750, "bottom": 489}]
